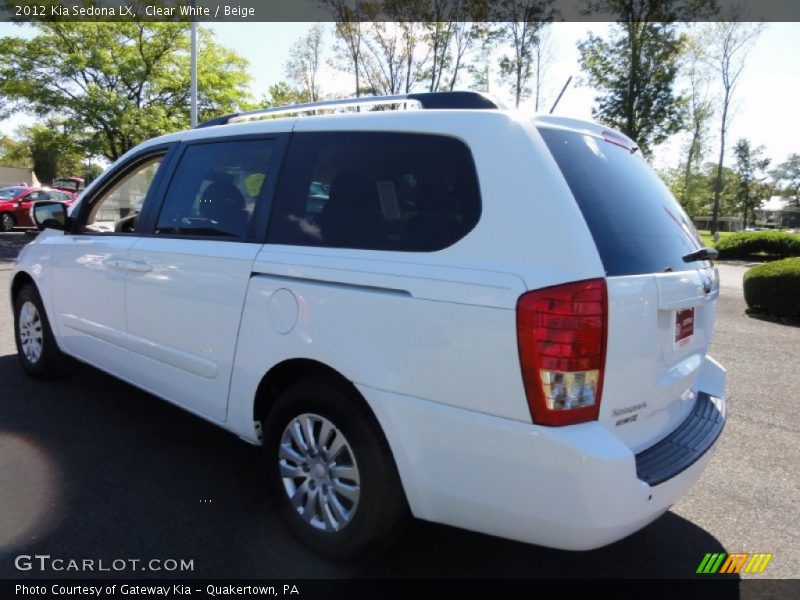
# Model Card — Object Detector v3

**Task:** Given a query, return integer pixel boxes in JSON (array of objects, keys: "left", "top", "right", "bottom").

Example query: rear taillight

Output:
[{"left": 516, "top": 279, "right": 607, "bottom": 426}]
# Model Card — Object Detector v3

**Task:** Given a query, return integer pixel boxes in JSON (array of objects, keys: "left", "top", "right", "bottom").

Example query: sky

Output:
[{"left": 1, "top": 21, "right": 799, "bottom": 171}]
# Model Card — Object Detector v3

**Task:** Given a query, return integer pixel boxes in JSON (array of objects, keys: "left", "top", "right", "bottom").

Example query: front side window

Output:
[
  {"left": 268, "top": 132, "right": 481, "bottom": 252},
  {"left": 82, "top": 156, "right": 163, "bottom": 233},
  {"left": 155, "top": 139, "right": 274, "bottom": 239}
]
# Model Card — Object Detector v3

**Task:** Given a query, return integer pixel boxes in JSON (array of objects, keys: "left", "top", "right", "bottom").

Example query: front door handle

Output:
[
  {"left": 120, "top": 260, "right": 152, "bottom": 273},
  {"left": 104, "top": 258, "right": 152, "bottom": 273}
]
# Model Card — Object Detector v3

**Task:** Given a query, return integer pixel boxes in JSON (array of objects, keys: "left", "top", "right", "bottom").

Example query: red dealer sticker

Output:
[{"left": 675, "top": 307, "right": 695, "bottom": 347}]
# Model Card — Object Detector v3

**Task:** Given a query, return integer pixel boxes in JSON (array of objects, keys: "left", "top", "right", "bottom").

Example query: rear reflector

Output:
[{"left": 516, "top": 279, "right": 607, "bottom": 426}]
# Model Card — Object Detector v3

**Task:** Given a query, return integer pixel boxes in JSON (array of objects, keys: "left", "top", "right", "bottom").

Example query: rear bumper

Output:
[
  {"left": 635, "top": 393, "right": 725, "bottom": 486},
  {"left": 358, "top": 367, "right": 726, "bottom": 551}
]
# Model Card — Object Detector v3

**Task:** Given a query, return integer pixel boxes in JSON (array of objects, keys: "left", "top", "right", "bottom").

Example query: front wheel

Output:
[
  {"left": 14, "top": 284, "right": 67, "bottom": 379},
  {"left": 263, "top": 376, "right": 407, "bottom": 560},
  {"left": 1, "top": 213, "right": 15, "bottom": 232}
]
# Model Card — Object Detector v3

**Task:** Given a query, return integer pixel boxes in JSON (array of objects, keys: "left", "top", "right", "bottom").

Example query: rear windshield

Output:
[{"left": 539, "top": 127, "right": 707, "bottom": 276}]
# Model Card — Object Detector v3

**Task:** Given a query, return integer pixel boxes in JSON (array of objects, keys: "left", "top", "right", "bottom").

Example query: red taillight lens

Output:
[{"left": 516, "top": 279, "right": 607, "bottom": 426}]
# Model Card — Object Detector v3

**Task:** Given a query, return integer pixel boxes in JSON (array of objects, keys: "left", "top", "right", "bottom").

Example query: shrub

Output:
[
  {"left": 743, "top": 258, "right": 800, "bottom": 318},
  {"left": 715, "top": 231, "right": 800, "bottom": 259}
]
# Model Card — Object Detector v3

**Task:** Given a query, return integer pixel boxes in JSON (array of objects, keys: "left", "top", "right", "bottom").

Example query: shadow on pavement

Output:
[
  {"left": 0, "top": 232, "right": 32, "bottom": 264},
  {"left": 0, "top": 353, "right": 736, "bottom": 582}
]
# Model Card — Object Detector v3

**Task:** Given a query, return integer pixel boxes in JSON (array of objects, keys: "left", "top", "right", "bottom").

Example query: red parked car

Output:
[{"left": 0, "top": 185, "right": 76, "bottom": 231}]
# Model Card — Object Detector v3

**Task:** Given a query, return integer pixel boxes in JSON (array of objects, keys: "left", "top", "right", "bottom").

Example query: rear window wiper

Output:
[{"left": 683, "top": 247, "right": 718, "bottom": 263}]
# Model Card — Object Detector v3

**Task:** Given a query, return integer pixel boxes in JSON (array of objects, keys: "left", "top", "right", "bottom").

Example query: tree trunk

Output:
[
  {"left": 711, "top": 89, "right": 730, "bottom": 234},
  {"left": 429, "top": 29, "right": 439, "bottom": 93},
  {"left": 626, "top": 23, "right": 640, "bottom": 140},
  {"left": 681, "top": 120, "right": 701, "bottom": 206},
  {"left": 449, "top": 49, "right": 463, "bottom": 91},
  {"left": 742, "top": 198, "right": 748, "bottom": 231}
]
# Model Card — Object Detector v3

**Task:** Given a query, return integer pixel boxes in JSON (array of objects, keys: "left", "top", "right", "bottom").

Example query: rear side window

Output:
[
  {"left": 155, "top": 140, "right": 274, "bottom": 239},
  {"left": 539, "top": 127, "right": 706, "bottom": 276},
  {"left": 267, "top": 132, "right": 481, "bottom": 251}
]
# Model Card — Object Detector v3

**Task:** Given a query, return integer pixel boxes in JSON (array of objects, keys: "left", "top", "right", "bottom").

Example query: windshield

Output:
[
  {"left": 0, "top": 187, "right": 26, "bottom": 200},
  {"left": 539, "top": 127, "right": 706, "bottom": 276}
]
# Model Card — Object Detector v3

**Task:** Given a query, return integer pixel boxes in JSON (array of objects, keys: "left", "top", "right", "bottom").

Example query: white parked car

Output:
[{"left": 11, "top": 92, "right": 726, "bottom": 559}]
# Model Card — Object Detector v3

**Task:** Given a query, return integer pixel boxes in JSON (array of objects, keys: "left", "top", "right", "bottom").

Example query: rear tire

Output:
[
  {"left": 262, "top": 375, "right": 407, "bottom": 560},
  {"left": 1, "top": 213, "right": 15, "bottom": 232},
  {"left": 14, "top": 284, "right": 67, "bottom": 379}
]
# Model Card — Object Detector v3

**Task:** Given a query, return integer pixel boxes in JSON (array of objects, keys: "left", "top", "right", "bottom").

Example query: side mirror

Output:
[{"left": 31, "top": 201, "right": 68, "bottom": 231}]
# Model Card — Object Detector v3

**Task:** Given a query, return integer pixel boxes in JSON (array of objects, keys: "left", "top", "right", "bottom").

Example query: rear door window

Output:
[
  {"left": 538, "top": 127, "right": 707, "bottom": 276},
  {"left": 267, "top": 131, "right": 481, "bottom": 252}
]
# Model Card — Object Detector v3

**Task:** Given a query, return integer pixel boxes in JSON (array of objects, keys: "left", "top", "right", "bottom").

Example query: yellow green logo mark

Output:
[{"left": 697, "top": 552, "right": 773, "bottom": 574}]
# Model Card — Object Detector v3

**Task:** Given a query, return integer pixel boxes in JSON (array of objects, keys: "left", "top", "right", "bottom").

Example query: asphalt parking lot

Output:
[{"left": 0, "top": 231, "right": 798, "bottom": 580}]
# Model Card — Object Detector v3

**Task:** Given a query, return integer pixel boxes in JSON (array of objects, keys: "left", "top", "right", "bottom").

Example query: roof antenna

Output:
[{"left": 549, "top": 76, "right": 572, "bottom": 114}]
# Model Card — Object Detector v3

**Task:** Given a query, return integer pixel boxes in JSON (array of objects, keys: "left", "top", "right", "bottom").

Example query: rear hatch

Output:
[{"left": 538, "top": 124, "right": 719, "bottom": 453}]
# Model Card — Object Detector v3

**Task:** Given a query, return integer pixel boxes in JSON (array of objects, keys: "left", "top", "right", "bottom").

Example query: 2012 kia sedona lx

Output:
[{"left": 11, "top": 91, "right": 726, "bottom": 559}]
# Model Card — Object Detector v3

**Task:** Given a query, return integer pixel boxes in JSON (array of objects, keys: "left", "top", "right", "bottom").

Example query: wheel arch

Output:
[
  {"left": 254, "top": 358, "right": 363, "bottom": 424},
  {"left": 10, "top": 270, "right": 36, "bottom": 306},
  {"left": 252, "top": 358, "right": 410, "bottom": 507}
]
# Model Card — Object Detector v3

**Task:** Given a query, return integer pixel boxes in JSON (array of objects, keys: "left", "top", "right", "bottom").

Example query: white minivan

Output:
[{"left": 11, "top": 92, "right": 726, "bottom": 559}]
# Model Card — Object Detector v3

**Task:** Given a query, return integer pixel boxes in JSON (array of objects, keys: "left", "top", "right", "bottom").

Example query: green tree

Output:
[
  {"left": 0, "top": 135, "right": 28, "bottom": 168},
  {"left": 13, "top": 122, "right": 84, "bottom": 185},
  {"left": 578, "top": 21, "right": 686, "bottom": 157},
  {"left": 425, "top": 1, "right": 492, "bottom": 93},
  {"left": 733, "top": 139, "right": 770, "bottom": 228},
  {"left": 324, "top": 0, "right": 373, "bottom": 97},
  {"left": 678, "top": 33, "right": 715, "bottom": 210},
  {"left": 496, "top": 0, "right": 557, "bottom": 108},
  {"left": 700, "top": 162, "right": 740, "bottom": 217},
  {"left": 0, "top": 22, "right": 251, "bottom": 161},
  {"left": 286, "top": 24, "right": 326, "bottom": 102},
  {"left": 262, "top": 81, "right": 312, "bottom": 108},
  {"left": 698, "top": 19, "right": 764, "bottom": 232},
  {"left": 771, "top": 154, "right": 800, "bottom": 207}
]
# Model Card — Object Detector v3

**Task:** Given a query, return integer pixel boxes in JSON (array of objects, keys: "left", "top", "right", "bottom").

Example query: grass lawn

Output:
[{"left": 697, "top": 230, "right": 735, "bottom": 248}]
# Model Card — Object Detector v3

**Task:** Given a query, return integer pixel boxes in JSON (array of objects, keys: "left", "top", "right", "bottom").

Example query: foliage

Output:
[
  {"left": 578, "top": 21, "right": 687, "bottom": 157},
  {"left": 262, "top": 82, "right": 312, "bottom": 108},
  {"left": 358, "top": 4, "right": 432, "bottom": 97},
  {"left": 744, "top": 258, "right": 800, "bottom": 318},
  {"left": 696, "top": 19, "right": 765, "bottom": 232},
  {"left": 696, "top": 229, "right": 733, "bottom": 248},
  {"left": 286, "top": 24, "right": 325, "bottom": 102},
  {"left": 496, "top": 0, "right": 557, "bottom": 108},
  {"left": 715, "top": 231, "right": 800, "bottom": 259},
  {"left": 0, "top": 22, "right": 251, "bottom": 161},
  {"left": 0, "top": 135, "right": 28, "bottom": 169},
  {"left": 676, "top": 31, "right": 715, "bottom": 210},
  {"left": 425, "top": 1, "right": 492, "bottom": 93},
  {"left": 733, "top": 138, "right": 771, "bottom": 228},
  {"left": 13, "top": 122, "right": 84, "bottom": 185},
  {"left": 662, "top": 162, "right": 740, "bottom": 218},
  {"left": 771, "top": 154, "right": 800, "bottom": 206},
  {"left": 324, "top": 0, "right": 369, "bottom": 97}
]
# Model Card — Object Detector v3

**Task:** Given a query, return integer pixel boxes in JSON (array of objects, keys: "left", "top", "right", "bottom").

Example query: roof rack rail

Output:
[{"left": 195, "top": 91, "right": 503, "bottom": 129}]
